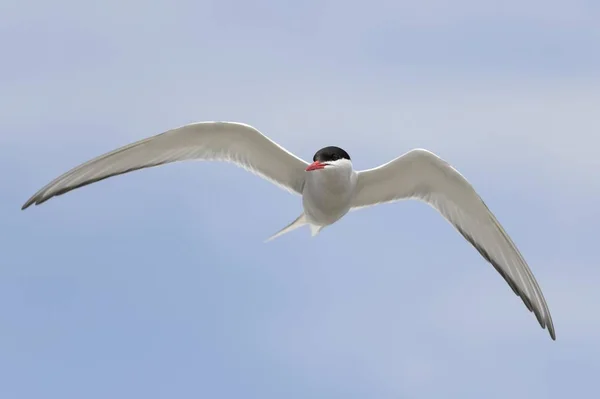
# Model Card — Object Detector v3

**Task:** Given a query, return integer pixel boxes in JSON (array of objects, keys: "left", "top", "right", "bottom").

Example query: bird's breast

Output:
[{"left": 302, "top": 170, "right": 357, "bottom": 225}]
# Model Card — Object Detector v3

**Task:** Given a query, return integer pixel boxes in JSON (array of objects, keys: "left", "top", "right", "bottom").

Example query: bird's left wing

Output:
[
  {"left": 351, "top": 148, "right": 555, "bottom": 340},
  {"left": 22, "top": 122, "right": 309, "bottom": 209}
]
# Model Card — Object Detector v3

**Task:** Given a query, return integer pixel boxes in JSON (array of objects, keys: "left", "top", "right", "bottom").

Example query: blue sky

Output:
[{"left": 2, "top": 0, "right": 600, "bottom": 397}]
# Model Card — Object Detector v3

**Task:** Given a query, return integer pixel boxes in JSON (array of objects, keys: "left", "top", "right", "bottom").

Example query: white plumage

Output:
[{"left": 22, "top": 121, "right": 555, "bottom": 340}]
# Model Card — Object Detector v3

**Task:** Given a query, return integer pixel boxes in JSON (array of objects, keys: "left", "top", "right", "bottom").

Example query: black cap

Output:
[{"left": 313, "top": 146, "right": 351, "bottom": 162}]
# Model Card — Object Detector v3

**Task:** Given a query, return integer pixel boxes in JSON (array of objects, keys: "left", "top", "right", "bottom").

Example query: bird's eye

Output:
[{"left": 331, "top": 155, "right": 339, "bottom": 161}]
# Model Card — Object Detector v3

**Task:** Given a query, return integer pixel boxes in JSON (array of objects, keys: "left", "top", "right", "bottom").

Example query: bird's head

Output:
[{"left": 305, "top": 146, "right": 352, "bottom": 172}]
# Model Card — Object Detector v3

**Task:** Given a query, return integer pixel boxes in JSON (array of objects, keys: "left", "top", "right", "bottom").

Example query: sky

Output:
[{"left": 1, "top": 0, "right": 600, "bottom": 397}]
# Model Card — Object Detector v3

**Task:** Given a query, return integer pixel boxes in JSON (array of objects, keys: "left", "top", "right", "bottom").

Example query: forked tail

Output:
[
  {"left": 265, "top": 213, "right": 307, "bottom": 242},
  {"left": 265, "top": 212, "right": 325, "bottom": 242},
  {"left": 265, "top": 213, "right": 325, "bottom": 242}
]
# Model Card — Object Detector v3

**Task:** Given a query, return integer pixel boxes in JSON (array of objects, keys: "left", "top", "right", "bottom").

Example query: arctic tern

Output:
[{"left": 22, "top": 121, "right": 555, "bottom": 340}]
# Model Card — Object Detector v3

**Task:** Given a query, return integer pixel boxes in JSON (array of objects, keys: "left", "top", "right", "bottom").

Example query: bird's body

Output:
[
  {"left": 22, "top": 121, "right": 556, "bottom": 340},
  {"left": 302, "top": 157, "right": 357, "bottom": 227},
  {"left": 266, "top": 152, "right": 358, "bottom": 241}
]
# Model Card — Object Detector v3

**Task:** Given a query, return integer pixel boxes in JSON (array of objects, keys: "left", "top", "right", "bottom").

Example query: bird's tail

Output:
[
  {"left": 265, "top": 213, "right": 308, "bottom": 242},
  {"left": 309, "top": 224, "right": 324, "bottom": 237}
]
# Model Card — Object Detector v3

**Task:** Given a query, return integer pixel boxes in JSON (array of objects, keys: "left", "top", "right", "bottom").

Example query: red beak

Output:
[{"left": 305, "top": 161, "right": 327, "bottom": 171}]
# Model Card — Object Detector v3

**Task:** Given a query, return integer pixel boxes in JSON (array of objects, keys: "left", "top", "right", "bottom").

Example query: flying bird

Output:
[{"left": 22, "top": 121, "right": 556, "bottom": 340}]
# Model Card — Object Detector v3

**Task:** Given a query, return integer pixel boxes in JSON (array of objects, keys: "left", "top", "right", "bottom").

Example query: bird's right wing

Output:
[
  {"left": 22, "top": 122, "right": 309, "bottom": 209},
  {"left": 351, "top": 149, "right": 555, "bottom": 340}
]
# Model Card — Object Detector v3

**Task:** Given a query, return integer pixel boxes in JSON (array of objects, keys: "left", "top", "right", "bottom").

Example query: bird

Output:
[{"left": 21, "top": 121, "right": 555, "bottom": 340}]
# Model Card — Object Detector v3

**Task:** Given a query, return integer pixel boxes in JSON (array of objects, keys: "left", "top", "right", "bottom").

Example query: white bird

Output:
[{"left": 22, "top": 121, "right": 555, "bottom": 340}]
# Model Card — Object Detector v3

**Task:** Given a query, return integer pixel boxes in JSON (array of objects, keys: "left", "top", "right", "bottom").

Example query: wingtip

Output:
[
  {"left": 538, "top": 315, "right": 556, "bottom": 341},
  {"left": 22, "top": 193, "right": 51, "bottom": 210},
  {"left": 548, "top": 325, "right": 557, "bottom": 341},
  {"left": 21, "top": 196, "right": 38, "bottom": 210}
]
